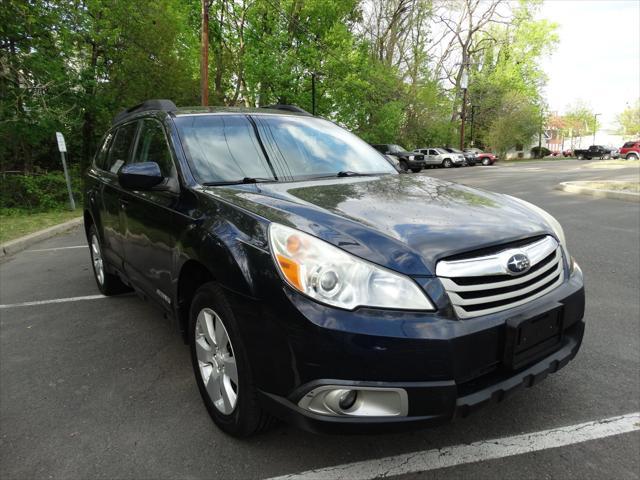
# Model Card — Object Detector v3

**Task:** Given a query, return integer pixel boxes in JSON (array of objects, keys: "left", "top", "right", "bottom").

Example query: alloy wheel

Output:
[
  {"left": 195, "top": 308, "right": 238, "bottom": 415},
  {"left": 91, "top": 234, "right": 104, "bottom": 286}
]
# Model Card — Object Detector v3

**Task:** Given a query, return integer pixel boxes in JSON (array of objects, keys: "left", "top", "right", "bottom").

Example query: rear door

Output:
[
  {"left": 99, "top": 121, "right": 139, "bottom": 268},
  {"left": 120, "top": 117, "right": 185, "bottom": 309}
]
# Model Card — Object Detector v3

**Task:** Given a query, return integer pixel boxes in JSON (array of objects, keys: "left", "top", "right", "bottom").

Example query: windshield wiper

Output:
[
  {"left": 202, "top": 177, "right": 275, "bottom": 186},
  {"left": 336, "top": 170, "right": 369, "bottom": 177}
]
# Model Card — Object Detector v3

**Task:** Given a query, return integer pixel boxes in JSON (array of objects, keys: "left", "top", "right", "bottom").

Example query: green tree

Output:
[
  {"left": 484, "top": 91, "right": 540, "bottom": 158},
  {"left": 617, "top": 100, "right": 640, "bottom": 138}
]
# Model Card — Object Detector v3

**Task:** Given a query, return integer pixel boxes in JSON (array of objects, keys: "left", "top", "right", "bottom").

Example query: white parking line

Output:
[
  {"left": 26, "top": 245, "right": 87, "bottom": 252},
  {"left": 0, "top": 294, "right": 106, "bottom": 309},
  {"left": 268, "top": 412, "right": 640, "bottom": 480}
]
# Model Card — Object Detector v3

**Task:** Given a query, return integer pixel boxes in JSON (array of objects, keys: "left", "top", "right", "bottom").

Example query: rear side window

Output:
[
  {"left": 94, "top": 132, "right": 114, "bottom": 170},
  {"left": 132, "top": 119, "right": 176, "bottom": 178},
  {"left": 107, "top": 122, "right": 138, "bottom": 173}
]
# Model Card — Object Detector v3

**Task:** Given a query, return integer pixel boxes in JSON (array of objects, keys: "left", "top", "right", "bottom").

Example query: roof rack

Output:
[
  {"left": 261, "top": 104, "right": 312, "bottom": 116},
  {"left": 112, "top": 99, "right": 177, "bottom": 125}
]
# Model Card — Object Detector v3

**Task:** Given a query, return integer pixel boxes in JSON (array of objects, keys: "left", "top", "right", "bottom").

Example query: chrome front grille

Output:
[{"left": 436, "top": 236, "right": 565, "bottom": 319}]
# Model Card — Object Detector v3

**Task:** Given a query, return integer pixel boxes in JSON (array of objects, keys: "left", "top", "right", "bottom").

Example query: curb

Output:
[
  {"left": 0, "top": 217, "right": 84, "bottom": 258},
  {"left": 556, "top": 182, "right": 640, "bottom": 203}
]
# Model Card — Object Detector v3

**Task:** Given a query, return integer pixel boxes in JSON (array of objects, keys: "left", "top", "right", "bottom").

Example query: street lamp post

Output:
[
  {"left": 470, "top": 105, "right": 477, "bottom": 147},
  {"left": 592, "top": 113, "right": 601, "bottom": 145}
]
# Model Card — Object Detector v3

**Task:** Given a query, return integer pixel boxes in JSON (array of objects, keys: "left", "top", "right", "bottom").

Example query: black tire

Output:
[
  {"left": 577, "top": 154, "right": 584, "bottom": 160},
  {"left": 442, "top": 158, "right": 452, "bottom": 168},
  {"left": 626, "top": 153, "right": 638, "bottom": 160},
  {"left": 410, "top": 168, "right": 422, "bottom": 173},
  {"left": 189, "top": 282, "right": 274, "bottom": 437},
  {"left": 482, "top": 158, "right": 490, "bottom": 166},
  {"left": 603, "top": 154, "right": 610, "bottom": 160},
  {"left": 88, "top": 224, "right": 130, "bottom": 295},
  {"left": 399, "top": 160, "right": 408, "bottom": 172}
]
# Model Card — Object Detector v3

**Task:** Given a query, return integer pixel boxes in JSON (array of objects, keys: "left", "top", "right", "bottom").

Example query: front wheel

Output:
[
  {"left": 88, "top": 224, "right": 129, "bottom": 295},
  {"left": 442, "top": 159, "right": 453, "bottom": 168},
  {"left": 410, "top": 167, "right": 422, "bottom": 173},
  {"left": 399, "top": 160, "right": 408, "bottom": 172},
  {"left": 189, "top": 282, "right": 273, "bottom": 437},
  {"left": 626, "top": 153, "right": 638, "bottom": 160},
  {"left": 482, "top": 158, "right": 490, "bottom": 166},
  {"left": 577, "top": 154, "right": 584, "bottom": 160}
]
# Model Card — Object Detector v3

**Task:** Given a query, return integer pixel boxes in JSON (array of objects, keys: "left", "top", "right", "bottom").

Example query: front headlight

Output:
[
  {"left": 408, "top": 155, "right": 415, "bottom": 161},
  {"left": 269, "top": 223, "right": 434, "bottom": 311}
]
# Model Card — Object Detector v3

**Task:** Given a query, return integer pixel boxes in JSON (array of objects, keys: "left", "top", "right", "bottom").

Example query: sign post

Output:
[{"left": 55, "top": 132, "right": 76, "bottom": 210}]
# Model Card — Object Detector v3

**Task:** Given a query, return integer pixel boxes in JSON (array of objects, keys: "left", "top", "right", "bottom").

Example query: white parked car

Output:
[{"left": 414, "top": 148, "right": 465, "bottom": 168}]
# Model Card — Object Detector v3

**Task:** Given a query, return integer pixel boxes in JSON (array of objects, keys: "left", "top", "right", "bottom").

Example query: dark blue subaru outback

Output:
[{"left": 84, "top": 100, "right": 585, "bottom": 437}]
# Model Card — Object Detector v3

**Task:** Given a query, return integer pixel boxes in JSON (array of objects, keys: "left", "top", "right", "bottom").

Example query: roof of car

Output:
[{"left": 112, "top": 99, "right": 312, "bottom": 126}]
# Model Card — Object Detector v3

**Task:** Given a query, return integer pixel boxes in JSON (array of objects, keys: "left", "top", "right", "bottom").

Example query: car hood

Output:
[{"left": 202, "top": 174, "right": 554, "bottom": 276}]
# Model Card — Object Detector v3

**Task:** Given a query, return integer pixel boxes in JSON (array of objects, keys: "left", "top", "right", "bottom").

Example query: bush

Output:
[
  {"left": 530, "top": 146, "right": 551, "bottom": 158},
  {"left": 0, "top": 169, "right": 82, "bottom": 211}
]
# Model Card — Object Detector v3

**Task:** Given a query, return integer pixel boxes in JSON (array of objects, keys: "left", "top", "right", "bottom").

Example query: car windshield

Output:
[
  {"left": 387, "top": 144, "right": 408, "bottom": 153},
  {"left": 448, "top": 148, "right": 463, "bottom": 153},
  {"left": 175, "top": 114, "right": 396, "bottom": 183}
]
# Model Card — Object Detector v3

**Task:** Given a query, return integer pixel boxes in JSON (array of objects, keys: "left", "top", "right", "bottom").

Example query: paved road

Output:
[{"left": 1, "top": 159, "right": 639, "bottom": 479}]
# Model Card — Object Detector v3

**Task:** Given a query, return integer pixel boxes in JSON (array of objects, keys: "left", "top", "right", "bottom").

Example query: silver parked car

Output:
[{"left": 414, "top": 148, "right": 465, "bottom": 168}]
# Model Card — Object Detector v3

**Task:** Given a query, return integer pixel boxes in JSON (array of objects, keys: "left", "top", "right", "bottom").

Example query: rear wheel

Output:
[
  {"left": 442, "top": 158, "right": 453, "bottom": 168},
  {"left": 577, "top": 154, "right": 584, "bottom": 160},
  {"left": 189, "top": 282, "right": 273, "bottom": 437},
  {"left": 627, "top": 153, "right": 638, "bottom": 160},
  {"left": 88, "top": 225, "right": 129, "bottom": 295},
  {"left": 482, "top": 158, "right": 490, "bottom": 166}
]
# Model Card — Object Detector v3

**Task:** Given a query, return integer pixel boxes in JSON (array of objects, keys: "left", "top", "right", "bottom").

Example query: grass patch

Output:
[
  {"left": 0, "top": 209, "right": 81, "bottom": 244},
  {"left": 502, "top": 156, "right": 573, "bottom": 163},
  {"left": 578, "top": 181, "right": 640, "bottom": 193}
]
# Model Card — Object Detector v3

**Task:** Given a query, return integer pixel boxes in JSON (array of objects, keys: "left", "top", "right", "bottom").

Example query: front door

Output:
[{"left": 120, "top": 118, "right": 186, "bottom": 310}]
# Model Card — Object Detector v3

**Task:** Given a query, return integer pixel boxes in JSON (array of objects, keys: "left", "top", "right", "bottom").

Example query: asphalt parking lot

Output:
[{"left": 1, "top": 159, "right": 639, "bottom": 479}]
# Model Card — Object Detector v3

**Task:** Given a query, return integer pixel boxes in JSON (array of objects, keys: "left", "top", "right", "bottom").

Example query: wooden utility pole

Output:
[
  {"left": 200, "top": 0, "right": 211, "bottom": 106},
  {"left": 459, "top": 87, "right": 467, "bottom": 150}
]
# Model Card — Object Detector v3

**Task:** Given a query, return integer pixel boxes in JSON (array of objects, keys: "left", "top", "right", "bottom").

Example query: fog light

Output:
[
  {"left": 297, "top": 385, "right": 408, "bottom": 417},
  {"left": 338, "top": 389, "right": 358, "bottom": 410}
]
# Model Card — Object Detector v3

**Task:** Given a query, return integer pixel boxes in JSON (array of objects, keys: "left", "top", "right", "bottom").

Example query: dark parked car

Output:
[
  {"left": 84, "top": 100, "right": 585, "bottom": 437},
  {"left": 370, "top": 144, "right": 425, "bottom": 172},
  {"left": 440, "top": 147, "right": 478, "bottom": 166},
  {"left": 573, "top": 145, "right": 616, "bottom": 160}
]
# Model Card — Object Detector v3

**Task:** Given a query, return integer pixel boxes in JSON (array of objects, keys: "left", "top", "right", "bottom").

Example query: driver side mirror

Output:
[{"left": 118, "top": 162, "right": 164, "bottom": 190}]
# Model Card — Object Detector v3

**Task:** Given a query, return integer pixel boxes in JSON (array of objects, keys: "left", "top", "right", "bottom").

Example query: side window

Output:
[
  {"left": 107, "top": 122, "right": 139, "bottom": 173},
  {"left": 429, "top": 149, "right": 438, "bottom": 156},
  {"left": 132, "top": 119, "right": 176, "bottom": 178},
  {"left": 94, "top": 132, "right": 114, "bottom": 170}
]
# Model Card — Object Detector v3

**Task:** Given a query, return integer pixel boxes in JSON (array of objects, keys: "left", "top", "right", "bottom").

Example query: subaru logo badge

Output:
[{"left": 507, "top": 253, "right": 530, "bottom": 275}]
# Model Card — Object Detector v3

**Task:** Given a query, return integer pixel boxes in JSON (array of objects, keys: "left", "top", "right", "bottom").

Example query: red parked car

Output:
[
  {"left": 619, "top": 141, "right": 640, "bottom": 160},
  {"left": 464, "top": 148, "right": 498, "bottom": 165}
]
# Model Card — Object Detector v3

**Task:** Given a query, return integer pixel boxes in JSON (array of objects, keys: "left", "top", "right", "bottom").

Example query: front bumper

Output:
[
  {"left": 406, "top": 159, "right": 426, "bottom": 169},
  {"left": 259, "top": 319, "right": 583, "bottom": 433},
  {"left": 239, "top": 257, "right": 585, "bottom": 433}
]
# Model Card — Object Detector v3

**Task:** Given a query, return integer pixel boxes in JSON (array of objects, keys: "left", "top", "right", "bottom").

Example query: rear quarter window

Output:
[
  {"left": 106, "top": 122, "right": 139, "bottom": 173},
  {"left": 94, "top": 132, "right": 114, "bottom": 170}
]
